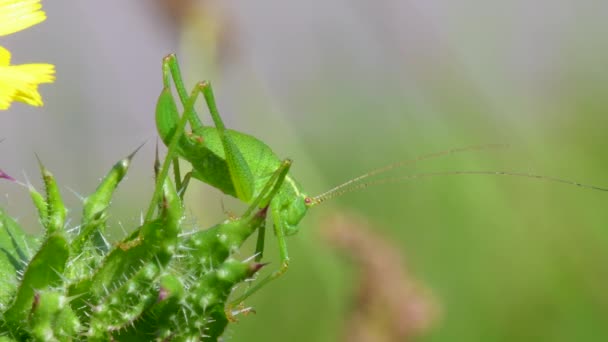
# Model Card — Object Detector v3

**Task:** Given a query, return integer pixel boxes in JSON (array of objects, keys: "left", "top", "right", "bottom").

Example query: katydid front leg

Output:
[
  {"left": 229, "top": 212, "right": 290, "bottom": 308},
  {"left": 226, "top": 160, "right": 293, "bottom": 314},
  {"left": 150, "top": 79, "right": 213, "bottom": 220}
]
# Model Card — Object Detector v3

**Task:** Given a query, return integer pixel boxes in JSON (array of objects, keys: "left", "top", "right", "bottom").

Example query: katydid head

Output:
[
  {"left": 277, "top": 192, "right": 310, "bottom": 236},
  {"left": 258, "top": 163, "right": 311, "bottom": 236}
]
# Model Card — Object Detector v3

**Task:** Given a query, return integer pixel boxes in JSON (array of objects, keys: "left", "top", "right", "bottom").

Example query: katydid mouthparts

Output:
[{"left": 154, "top": 53, "right": 608, "bottom": 301}]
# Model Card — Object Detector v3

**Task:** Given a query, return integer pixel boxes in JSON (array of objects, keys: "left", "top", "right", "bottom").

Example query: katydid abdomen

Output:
[{"left": 187, "top": 127, "right": 293, "bottom": 200}]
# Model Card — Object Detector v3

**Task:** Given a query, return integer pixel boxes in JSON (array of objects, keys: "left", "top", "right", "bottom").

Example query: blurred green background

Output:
[{"left": 3, "top": 1, "right": 608, "bottom": 341}]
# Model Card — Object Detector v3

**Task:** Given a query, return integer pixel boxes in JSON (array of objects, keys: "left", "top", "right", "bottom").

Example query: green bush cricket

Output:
[{"left": 154, "top": 54, "right": 608, "bottom": 305}]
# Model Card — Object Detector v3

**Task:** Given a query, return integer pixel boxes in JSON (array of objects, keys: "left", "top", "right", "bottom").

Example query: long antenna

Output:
[
  {"left": 312, "top": 170, "right": 608, "bottom": 204},
  {"left": 312, "top": 144, "right": 509, "bottom": 205}
]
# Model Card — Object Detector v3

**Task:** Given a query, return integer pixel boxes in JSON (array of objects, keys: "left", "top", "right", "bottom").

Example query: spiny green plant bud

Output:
[
  {"left": 2, "top": 93, "right": 283, "bottom": 340},
  {"left": 28, "top": 184, "right": 47, "bottom": 229},
  {"left": 28, "top": 290, "right": 80, "bottom": 341},
  {"left": 73, "top": 145, "right": 141, "bottom": 254},
  {"left": 85, "top": 178, "right": 182, "bottom": 339},
  {"left": 36, "top": 157, "right": 67, "bottom": 235},
  {"left": 148, "top": 273, "right": 185, "bottom": 322},
  {"left": 182, "top": 206, "right": 268, "bottom": 276},
  {"left": 166, "top": 259, "right": 266, "bottom": 341},
  {"left": 110, "top": 273, "right": 185, "bottom": 341},
  {"left": 2, "top": 233, "right": 69, "bottom": 337},
  {"left": 87, "top": 262, "right": 161, "bottom": 340}
]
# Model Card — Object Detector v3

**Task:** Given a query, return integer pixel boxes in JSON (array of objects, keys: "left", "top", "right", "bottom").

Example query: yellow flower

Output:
[{"left": 0, "top": 0, "right": 55, "bottom": 110}]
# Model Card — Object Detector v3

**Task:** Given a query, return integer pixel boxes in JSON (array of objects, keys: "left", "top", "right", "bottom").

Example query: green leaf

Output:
[
  {"left": 0, "top": 208, "right": 40, "bottom": 309},
  {"left": 3, "top": 233, "right": 69, "bottom": 328}
]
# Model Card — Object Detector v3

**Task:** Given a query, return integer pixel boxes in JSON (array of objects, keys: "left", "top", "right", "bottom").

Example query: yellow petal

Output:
[
  {"left": 0, "top": 0, "right": 46, "bottom": 36},
  {"left": 0, "top": 47, "right": 16, "bottom": 109},
  {"left": 0, "top": 46, "right": 10, "bottom": 66},
  {"left": 0, "top": 50, "right": 55, "bottom": 109},
  {"left": 0, "top": 85, "right": 17, "bottom": 109}
]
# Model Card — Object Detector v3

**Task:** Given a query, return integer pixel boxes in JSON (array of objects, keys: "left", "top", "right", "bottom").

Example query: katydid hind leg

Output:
[
  {"left": 161, "top": 73, "right": 256, "bottom": 202},
  {"left": 149, "top": 67, "right": 201, "bottom": 220},
  {"left": 174, "top": 82, "right": 254, "bottom": 202},
  {"left": 178, "top": 170, "right": 193, "bottom": 200},
  {"left": 200, "top": 81, "right": 256, "bottom": 202},
  {"left": 152, "top": 80, "right": 212, "bottom": 218},
  {"left": 162, "top": 54, "right": 204, "bottom": 131},
  {"left": 157, "top": 73, "right": 256, "bottom": 203}
]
